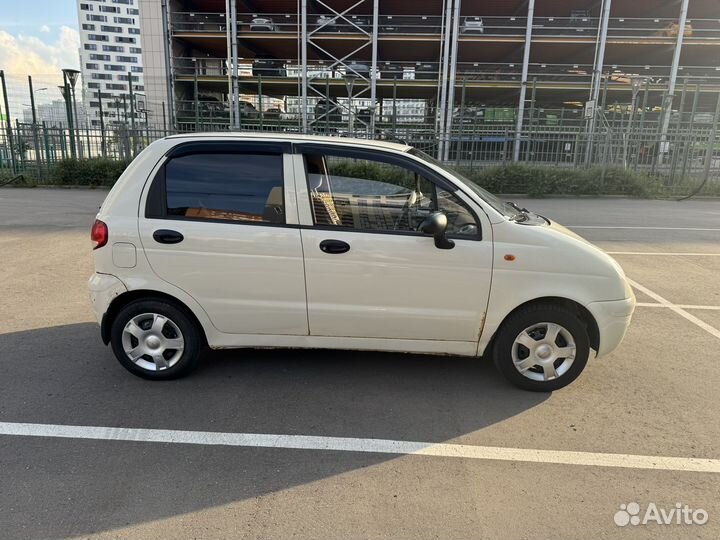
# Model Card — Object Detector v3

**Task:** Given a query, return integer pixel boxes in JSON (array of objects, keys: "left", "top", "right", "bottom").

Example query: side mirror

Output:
[{"left": 419, "top": 211, "right": 455, "bottom": 250}]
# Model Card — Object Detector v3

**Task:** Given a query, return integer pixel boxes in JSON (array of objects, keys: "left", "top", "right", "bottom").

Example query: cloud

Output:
[
  {"left": 0, "top": 26, "right": 81, "bottom": 118},
  {"left": 0, "top": 26, "right": 80, "bottom": 83},
  {"left": 40, "top": 25, "right": 51, "bottom": 33}
]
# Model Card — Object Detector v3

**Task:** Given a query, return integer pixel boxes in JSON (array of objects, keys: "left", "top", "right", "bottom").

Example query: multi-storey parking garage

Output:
[{"left": 137, "top": 0, "right": 720, "bottom": 170}]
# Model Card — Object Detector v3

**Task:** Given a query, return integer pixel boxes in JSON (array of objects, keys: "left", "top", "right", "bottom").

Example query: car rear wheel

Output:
[
  {"left": 110, "top": 299, "right": 203, "bottom": 380},
  {"left": 492, "top": 303, "right": 590, "bottom": 391}
]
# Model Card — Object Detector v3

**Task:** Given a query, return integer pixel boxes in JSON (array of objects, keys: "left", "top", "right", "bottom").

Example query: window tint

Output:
[
  {"left": 304, "top": 153, "right": 478, "bottom": 237},
  {"left": 165, "top": 153, "right": 285, "bottom": 224}
]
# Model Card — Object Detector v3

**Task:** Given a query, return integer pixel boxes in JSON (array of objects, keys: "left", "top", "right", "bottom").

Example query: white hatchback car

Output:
[{"left": 89, "top": 133, "right": 635, "bottom": 391}]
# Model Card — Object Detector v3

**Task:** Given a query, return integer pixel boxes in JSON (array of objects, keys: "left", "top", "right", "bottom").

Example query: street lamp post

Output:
[
  {"left": 62, "top": 68, "right": 82, "bottom": 159},
  {"left": 58, "top": 81, "right": 76, "bottom": 159},
  {"left": 344, "top": 72, "right": 357, "bottom": 135}
]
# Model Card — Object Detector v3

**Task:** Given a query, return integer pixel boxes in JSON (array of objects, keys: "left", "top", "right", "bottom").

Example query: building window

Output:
[
  {"left": 129, "top": 47, "right": 142, "bottom": 54},
  {"left": 86, "top": 63, "right": 99, "bottom": 70},
  {"left": 128, "top": 28, "right": 141, "bottom": 35},
  {"left": 99, "top": 6, "right": 120, "bottom": 12},
  {"left": 86, "top": 14, "right": 107, "bottom": 22},
  {"left": 88, "top": 34, "right": 109, "bottom": 41},
  {"left": 80, "top": 3, "right": 93, "bottom": 11},
  {"left": 90, "top": 53, "right": 111, "bottom": 61},
  {"left": 84, "top": 44, "right": 97, "bottom": 51},
  {"left": 101, "top": 25, "right": 123, "bottom": 33},
  {"left": 116, "top": 56, "right": 138, "bottom": 63},
  {"left": 82, "top": 24, "right": 96, "bottom": 31},
  {"left": 115, "top": 36, "right": 136, "bottom": 43},
  {"left": 114, "top": 17, "right": 134, "bottom": 24},
  {"left": 102, "top": 45, "right": 125, "bottom": 52}
]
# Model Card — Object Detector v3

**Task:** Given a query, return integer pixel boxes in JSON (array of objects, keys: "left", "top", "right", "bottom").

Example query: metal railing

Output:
[{"left": 170, "top": 13, "right": 720, "bottom": 39}]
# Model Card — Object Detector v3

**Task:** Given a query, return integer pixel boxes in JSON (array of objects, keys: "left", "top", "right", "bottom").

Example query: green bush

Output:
[
  {"left": 49, "top": 158, "right": 130, "bottom": 187},
  {"left": 461, "top": 164, "right": 655, "bottom": 197},
  {"left": 324, "top": 159, "right": 663, "bottom": 197}
]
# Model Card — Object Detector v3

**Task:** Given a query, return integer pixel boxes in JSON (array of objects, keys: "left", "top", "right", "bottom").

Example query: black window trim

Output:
[
  {"left": 145, "top": 140, "right": 291, "bottom": 228},
  {"left": 294, "top": 142, "right": 482, "bottom": 241}
]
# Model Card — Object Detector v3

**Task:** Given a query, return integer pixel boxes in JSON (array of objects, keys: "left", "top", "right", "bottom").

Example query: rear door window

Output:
[{"left": 163, "top": 152, "right": 285, "bottom": 224}]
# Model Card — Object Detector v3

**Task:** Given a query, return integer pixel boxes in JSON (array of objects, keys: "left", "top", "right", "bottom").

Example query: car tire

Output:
[
  {"left": 110, "top": 299, "right": 203, "bottom": 380},
  {"left": 492, "top": 303, "right": 590, "bottom": 392}
]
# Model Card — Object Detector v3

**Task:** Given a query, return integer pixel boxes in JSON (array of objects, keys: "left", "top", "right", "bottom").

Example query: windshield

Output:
[{"left": 407, "top": 148, "right": 515, "bottom": 218}]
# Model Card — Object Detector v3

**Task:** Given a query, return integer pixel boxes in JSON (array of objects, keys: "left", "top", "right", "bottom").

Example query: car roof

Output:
[{"left": 165, "top": 132, "right": 413, "bottom": 153}]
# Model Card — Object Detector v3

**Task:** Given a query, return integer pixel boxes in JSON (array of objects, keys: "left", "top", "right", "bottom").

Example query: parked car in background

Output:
[
  {"left": 356, "top": 108, "right": 373, "bottom": 124},
  {"left": 345, "top": 62, "right": 370, "bottom": 78},
  {"left": 252, "top": 56, "right": 286, "bottom": 78},
  {"left": 381, "top": 63, "right": 404, "bottom": 80},
  {"left": 314, "top": 99, "right": 341, "bottom": 123},
  {"left": 316, "top": 15, "right": 340, "bottom": 32},
  {"left": 89, "top": 133, "right": 635, "bottom": 391},
  {"left": 250, "top": 17, "right": 276, "bottom": 32},
  {"left": 461, "top": 17, "right": 484, "bottom": 34},
  {"left": 414, "top": 63, "right": 438, "bottom": 80},
  {"left": 263, "top": 107, "right": 283, "bottom": 119},
  {"left": 239, "top": 101, "right": 260, "bottom": 119},
  {"left": 660, "top": 21, "right": 693, "bottom": 37}
]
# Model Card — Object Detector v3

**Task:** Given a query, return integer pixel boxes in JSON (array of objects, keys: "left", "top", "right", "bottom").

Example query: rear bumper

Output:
[
  {"left": 586, "top": 296, "right": 636, "bottom": 358},
  {"left": 88, "top": 273, "right": 126, "bottom": 325}
]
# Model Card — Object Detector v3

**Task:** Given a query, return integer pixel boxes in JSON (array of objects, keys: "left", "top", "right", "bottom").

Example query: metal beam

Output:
[
  {"left": 513, "top": 0, "right": 535, "bottom": 162},
  {"left": 436, "top": 0, "right": 453, "bottom": 159},
  {"left": 585, "top": 0, "right": 612, "bottom": 165},
  {"left": 230, "top": 0, "right": 240, "bottom": 129},
  {"left": 161, "top": 0, "right": 176, "bottom": 132},
  {"left": 369, "top": 0, "right": 379, "bottom": 134},
  {"left": 443, "top": 0, "right": 461, "bottom": 161},
  {"left": 225, "top": 0, "right": 234, "bottom": 129},
  {"left": 657, "top": 0, "right": 689, "bottom": 165},
  {"left": 301, "top": 0, "right": 308, "bottom": 133}
]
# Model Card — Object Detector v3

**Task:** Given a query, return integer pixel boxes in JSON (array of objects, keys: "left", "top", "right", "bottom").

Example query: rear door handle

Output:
[
  {"left": 319, "top": 239, "right": 350, "bottom": 254},
  {"left": 153, "top": 229, "right": 184, "bottom": 244}
]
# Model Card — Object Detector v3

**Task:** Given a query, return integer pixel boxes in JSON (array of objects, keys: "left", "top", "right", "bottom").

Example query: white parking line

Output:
[
  {"left": 1, "top": 421, "right": 719, "bottom": 474},
  {"left": 570, "top": 226, "right": 720, "bottom": 231},
  {"left": 637, "top": 302, "right": 720, "bottom": 311},
  {"left": 607, "top": 251, "right": 720, "bottom": 256},
  {"left": 628, "top": 279, "right": 720, "bottom": 340}
]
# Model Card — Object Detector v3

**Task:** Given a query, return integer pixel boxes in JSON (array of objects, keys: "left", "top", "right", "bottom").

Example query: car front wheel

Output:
[{"left": 492, "top": 303, "right": 590, "bottom": 391}]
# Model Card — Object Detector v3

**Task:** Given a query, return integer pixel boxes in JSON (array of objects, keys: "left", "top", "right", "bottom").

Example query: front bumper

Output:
[
  {"left": 586, "top": 295, "right": 636, "bottom": 358},
  {"left": 88, "top": 273, "right": 127, "bottom": 325}
]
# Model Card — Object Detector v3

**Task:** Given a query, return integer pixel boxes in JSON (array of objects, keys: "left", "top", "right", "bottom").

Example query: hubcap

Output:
[
  {"left": 511, "top": 322, "right": 576, "bottom": 382},
  {"left": 121, "top": 313, "right": 184, "bottom": 371}
]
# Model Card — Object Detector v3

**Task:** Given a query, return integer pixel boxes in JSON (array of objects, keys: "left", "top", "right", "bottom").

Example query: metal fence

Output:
[{"left": 1, "top": 80, "right": 718, "bottom": 195}]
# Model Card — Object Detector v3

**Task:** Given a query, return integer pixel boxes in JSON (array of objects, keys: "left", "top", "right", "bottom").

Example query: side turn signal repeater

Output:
[{"left": 504, "top": 254, "right": 516, "bottom": 261}]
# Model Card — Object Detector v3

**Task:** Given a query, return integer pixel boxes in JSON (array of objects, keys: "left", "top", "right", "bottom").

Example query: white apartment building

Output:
[{"left": 76, "top": 0, "right": 145, "bottom": 127}]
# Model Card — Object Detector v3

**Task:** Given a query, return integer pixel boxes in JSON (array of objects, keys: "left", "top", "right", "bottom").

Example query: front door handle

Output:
[
  {"left": 319, "top": 239, "right": 350, "bottom": 254},
  {"left": 153, "top": 229, "right": 184, "bottom": 244}
]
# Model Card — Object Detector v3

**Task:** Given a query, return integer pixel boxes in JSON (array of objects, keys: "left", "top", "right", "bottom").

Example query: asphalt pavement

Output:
[{"left": 1, "top": 188, "right": 719, "bottom": 539}]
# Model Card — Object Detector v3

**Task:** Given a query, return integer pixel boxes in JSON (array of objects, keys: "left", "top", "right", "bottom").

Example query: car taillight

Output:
[{"left": 91, "top": 219, "right": 108, "bottom": 250}]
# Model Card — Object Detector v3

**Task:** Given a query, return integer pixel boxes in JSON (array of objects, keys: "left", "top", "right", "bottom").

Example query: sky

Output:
[{"left": 0, "top": 0, "right": 82, "bottom": 116}]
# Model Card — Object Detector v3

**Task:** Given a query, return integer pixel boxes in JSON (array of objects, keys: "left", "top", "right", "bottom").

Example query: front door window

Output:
[{"left": 304, "top": 153, "right": 479, "bottom": 237}]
